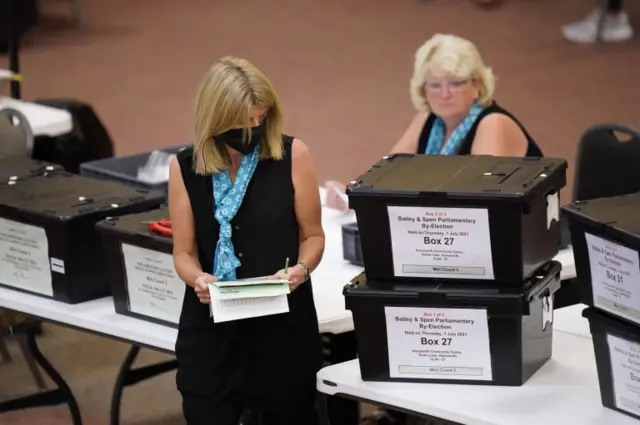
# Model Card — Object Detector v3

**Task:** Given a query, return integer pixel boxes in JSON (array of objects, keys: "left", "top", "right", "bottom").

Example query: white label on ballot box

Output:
[
  {"left": 121, "top": 243, "right": 186, "bottom": 324},
  {"left": 585, "top": 232, "right": 640, "bottom": 325},
  {"left": 385, "top": 306, "right": 492, "bottom": 381},
  {"left": 387, "top": 206, "right": 494, "bottom": 280},
  {"left": 607, "top": 333, "right": 640, "bottom": 416},
  {"left": 0, "top": 217, "right": 53, "bottom": 296}
]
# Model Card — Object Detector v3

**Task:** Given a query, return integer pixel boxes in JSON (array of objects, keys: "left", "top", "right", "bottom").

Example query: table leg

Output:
[
  {"left": 15, "top": 331, "right": 47, "bottom": 390},
  {"left": 109, "top": 345, "right": 177, "bottom": 425},
  {"left": 322, "top": 332, "right": 359, "bottom": 424},
  {"left": 318, "top": 393, "right": 331, "bottom": 425},
  {"left": 0, "top": 333, "right": 11, "bottom": 363},
  {"left": 0, "top": 322, "right": 82, "bottom": 425}
]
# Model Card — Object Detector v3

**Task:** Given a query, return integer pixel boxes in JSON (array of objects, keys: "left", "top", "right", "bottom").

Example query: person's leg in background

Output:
[{"left": 562, "top": 0, "right": 634, "bottom": 43}]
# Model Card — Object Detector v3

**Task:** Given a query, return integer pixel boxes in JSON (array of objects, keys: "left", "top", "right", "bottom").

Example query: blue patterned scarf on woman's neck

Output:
[
  {"left": 424, "top": 103, "right": 485, "bottom": 155},
  {"left": 211, "top": 146, "right": 259, "bottom": 281}
]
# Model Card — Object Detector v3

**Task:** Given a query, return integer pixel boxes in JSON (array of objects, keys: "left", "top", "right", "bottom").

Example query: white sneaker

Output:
[{"left": 562, "top": 9, "right": 634, "bottom": 43}]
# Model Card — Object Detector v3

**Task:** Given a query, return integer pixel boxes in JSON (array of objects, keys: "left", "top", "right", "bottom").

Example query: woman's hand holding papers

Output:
[
  {"left": 194, "top": 273, "right": 218, "bottom": 304},
  {"left": 272, "top": 265, "right": 307, "bottom": 292}
]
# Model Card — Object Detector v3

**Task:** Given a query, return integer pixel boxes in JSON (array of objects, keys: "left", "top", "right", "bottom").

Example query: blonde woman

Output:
[
  {"left": 325, "top": 33, "right": 542, "bottom": 212},
  {"left": 169, "top": 56, "right": 325, "bottom": 424}
]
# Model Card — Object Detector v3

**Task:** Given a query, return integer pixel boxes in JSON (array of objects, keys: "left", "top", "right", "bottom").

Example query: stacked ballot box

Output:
[
  {"left": 80, "top": 144, "right": 189, "bottom": 194},
  {"left": 564, "top": 192, "right": 640, "bottom": 420},
  {"left": 342, "top": 153, "right": 568, "bottom": 386},
  {"left": 0, "top": 160, "right": 165, "bottom": 303},
  {"left": 97, "top": 207, "right": 184, "bottom": 328}
]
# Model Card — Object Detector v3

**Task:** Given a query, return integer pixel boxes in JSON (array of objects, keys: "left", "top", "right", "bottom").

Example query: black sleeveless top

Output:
[
  {"left": 174, "top": 136, "right": 323, "bottom": 407},
  {"left": 417, "top": 102, "right": 543, "bottom": 157}
]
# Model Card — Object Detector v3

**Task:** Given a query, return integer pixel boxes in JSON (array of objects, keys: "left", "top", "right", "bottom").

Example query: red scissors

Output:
[{"left": 143, "top": 219, "right": 172, "bottom": 237}]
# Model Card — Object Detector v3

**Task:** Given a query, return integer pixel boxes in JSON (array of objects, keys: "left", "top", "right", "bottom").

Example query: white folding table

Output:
[
  {"left": 0, "top": 96, "right": 73, "bottom": 137},
  {"left": 317, "top": 331, "right": 635, "bottom": 425},
  {"left": 0, "top": 188, "right": 579, "bottom": 425}
]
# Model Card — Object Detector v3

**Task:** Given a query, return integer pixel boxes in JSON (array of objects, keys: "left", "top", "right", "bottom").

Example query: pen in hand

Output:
[{"left": 284, "top": 257, "right": 289, "bottom": 274}]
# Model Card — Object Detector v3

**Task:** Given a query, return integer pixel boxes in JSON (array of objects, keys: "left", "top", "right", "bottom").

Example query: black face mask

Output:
[{"left": 215, "top": 120, "right": 267, "bottom": 155}]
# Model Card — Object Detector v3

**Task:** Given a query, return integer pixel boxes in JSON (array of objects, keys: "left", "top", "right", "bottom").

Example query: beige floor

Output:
[
  {"left": 0, "top": 324, "right": 181, "bottom": 425},
  {"left": 1, "top": 324, "right": 374, "bottom": 424}
]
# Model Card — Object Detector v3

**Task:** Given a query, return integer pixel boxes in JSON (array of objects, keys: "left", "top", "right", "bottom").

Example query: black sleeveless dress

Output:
[
  {"left": 174, "top": 136, "right": 323, "bottom": 412},
  {"left": 417, "top": 102, "right": 544, "bottom": 157}
]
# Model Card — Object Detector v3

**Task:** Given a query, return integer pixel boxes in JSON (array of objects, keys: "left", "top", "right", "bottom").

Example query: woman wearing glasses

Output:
[
  {"left": 325, "top": 33, "right": 543, "bottom": 213},
  {"left": 326, "top": 35, "right": 542, "bottom": 425}
]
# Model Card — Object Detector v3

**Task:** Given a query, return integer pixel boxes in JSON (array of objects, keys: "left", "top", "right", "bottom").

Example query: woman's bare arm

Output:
[
  {"left": 470, "top": 114, "right": 528, "bottom": 156},
  {"left": 389, "top": 112, "right": 428, "bottom": 154},
  {"left": 168, "top": 156, "right": 207, "bottom": 288},
  {"left": 292, "top": 139, "right": 325, "bottom": 274}
]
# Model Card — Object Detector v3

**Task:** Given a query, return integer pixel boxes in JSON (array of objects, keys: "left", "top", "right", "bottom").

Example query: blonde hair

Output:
[
  {"left": 410, "top": 34, "right": 496, "bottom": 113},
  {"left": 193, "top": 56, "right": 284, "bottom": 175}
]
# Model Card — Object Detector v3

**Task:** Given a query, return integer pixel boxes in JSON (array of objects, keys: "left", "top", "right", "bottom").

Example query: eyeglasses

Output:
[{"left": 424, "top": 79, "right": 471, "bottom": 94}]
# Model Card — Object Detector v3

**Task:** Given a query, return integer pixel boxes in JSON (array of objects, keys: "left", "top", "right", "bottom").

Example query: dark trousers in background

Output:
[{"left": 608, "top": 0, "right": 622, "bottom": 12}]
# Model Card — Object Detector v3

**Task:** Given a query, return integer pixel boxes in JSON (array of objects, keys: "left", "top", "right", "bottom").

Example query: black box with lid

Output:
[
  {"left": 583, "top": 306, "right": 640, "bottom": 420},
  {"left": 562, "top": 193, "right": 640, "bottom": 327},
  {"left": 0, "top": 155, "right": 63, "bottom": 184},
  {"left": 342, "top": 222, "right": 364, "bottom": 266},
  {"left": 0, "top": 172, "right": 165, "bottom": 303},
  {"left": 344, "top": 260, "right": 562, "bottom": 386},
  {"left": 346, "top": 154, "right": 567, "bottom": 285},
  {"left": 97, "top": 208, "right": 185, "bottom": 328}
]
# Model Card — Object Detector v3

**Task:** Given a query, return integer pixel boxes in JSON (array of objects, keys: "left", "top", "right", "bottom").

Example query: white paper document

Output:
[
  {"left": 214, "top": 276, "right": 290, "bottom": 288},
  {"left": 608, "top": 333, "right": 640, "bottom": 416},
  {"left": 0, "top": 217, "right": 53, "bottom": 296},
  {"left": 387, "top": 205, "right": 495, "bottom": 280},
  {"left": 121, "top": 243, "right": 186, "bottom": 324},
  {"left": 586, "top": 232, "right": 640, "bottom": 325},
  {"left": 385, "top": 306, "right": 493, "bottom": 381},
  {"left": 208, "top": 276, "right": 290, "bottom": 323}
]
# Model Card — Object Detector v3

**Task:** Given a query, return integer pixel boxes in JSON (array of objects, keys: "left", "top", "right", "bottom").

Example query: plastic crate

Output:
[
  {"left": 583, "top": 307, "right": 640, "bottom": 421},
  {"left": 0, "top": 172, "right": 165, "bottom": 303},
  {"left": 80, "top": 145, "right": 189, "bottom": 193},
  {"left": 344, "top": 260, "right": 562, "bottom": 386},
  {"left": 563, "top": 192, "right": 640, "bottom": 327},
  {"left": 0, "top": 155, "right": 63, "bottom": 184},
  {"left": 97, "top": 207, "right": 184, "bottom": 328},
  {"left": 341, "top": 222, "right": 364, "bottom": 266},
  {"left": 346, "top": 154, "right": 567, "bottom": 285}
]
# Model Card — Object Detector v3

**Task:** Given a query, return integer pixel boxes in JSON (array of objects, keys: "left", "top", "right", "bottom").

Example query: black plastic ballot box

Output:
[
  {"left": 97, "top": 208, "right": 185, "bottom": 328},
  {"left": 0, "top": 172, "right": 165, "bottom": 303},
  {"left": 342, "top": 222, "right": 364, "bottom": 266},
  {"left": 346, "top": 154, "right": 567, "bottom": 285},
  {"left": 583, "top": 307, "right": 640, "bottom": 421},
  {"left": 563, "top": 193, "right": 640, "bottom": 327},
  {"left": 0, "top": 156, "right": 64, "bottom": 184},
  {"left": 80, "top": 144, "right": 188, "bottom": 194},
  {"left": 344, "top": 260, "right": 562, "bottom": 386}
]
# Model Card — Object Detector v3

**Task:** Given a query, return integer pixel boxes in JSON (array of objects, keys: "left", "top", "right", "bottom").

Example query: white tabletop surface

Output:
[
  {"left": 0, "top": 201, "right": 362, "bottom": 352},
  {"left": 0, "top": 96, "right": 72, "bottom": 137},
  {"left": 553, "top": 247, "right": 576, "bottom": 282},
  {"left": 554, "top": 303, "right": 591, "bottom": 339},
  {"left": 317, "top": 331, "right": 636, "bottom": 425},
  {"left": 0, "top": 188, "right": 579, "bottom": 352},
  {"left": 0, "top": 70, "right": 14, "bottom": 80}
]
